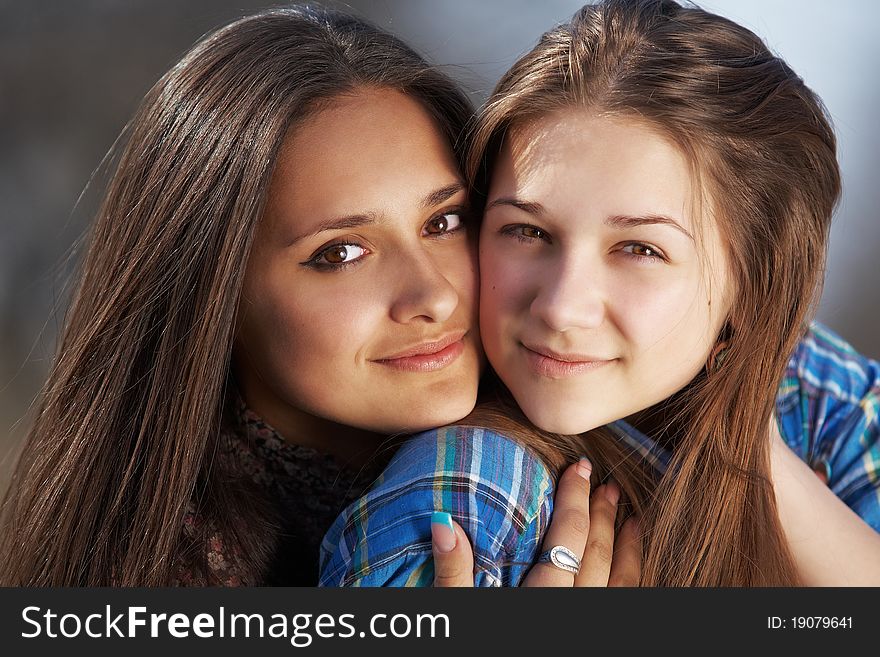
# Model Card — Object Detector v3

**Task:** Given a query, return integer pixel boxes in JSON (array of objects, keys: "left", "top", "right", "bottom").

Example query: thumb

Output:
[{"left": 431, "top": 512, "right": 475, "bottom": 587}]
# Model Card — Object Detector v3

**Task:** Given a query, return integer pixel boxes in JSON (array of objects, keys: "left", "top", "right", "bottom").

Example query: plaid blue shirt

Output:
[
  {"left": 319, "top": 322, "right": 880, "bottom": 587},
  {"left": 319, "top": 425, "right": 553, "bottom": 586}
]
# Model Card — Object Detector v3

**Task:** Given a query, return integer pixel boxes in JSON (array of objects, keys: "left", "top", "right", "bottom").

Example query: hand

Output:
[{"left": 431, "top": 459, "right": 642, "bottom": 587}]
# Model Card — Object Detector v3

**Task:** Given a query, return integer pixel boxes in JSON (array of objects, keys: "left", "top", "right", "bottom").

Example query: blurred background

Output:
[{"left": 2, "top": 0, "right": 878, "bottom": 492}]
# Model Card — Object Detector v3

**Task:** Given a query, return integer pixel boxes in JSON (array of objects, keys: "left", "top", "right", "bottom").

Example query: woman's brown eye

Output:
[
  {"left": 424, "top": 213, "right": 462, "bottom": 235},
  {"left": 631, "top": 244, "right": 656, "bottom": 256},
  {"left": 324, "top": 246, "right": 349, "bottom": 263},
  {"left": 427, "top": 218, "right": 447, "bottom": 234},
  {"left": 500, "top": 223, "right": 551, "bottom": 244},
  {"left": 311, "top": 243, "right": 367, "bottom": 267},
  {"left": 622, "top": 243, "right": 663, "bottom": 259}
]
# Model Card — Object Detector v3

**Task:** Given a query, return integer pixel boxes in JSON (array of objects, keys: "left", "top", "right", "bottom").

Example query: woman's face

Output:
[
  {"left": 235, "top": 87, "right": 481, "bottom": 446},
  {"left": 479, "top": 110, "right": 731, "bottom": 435}
]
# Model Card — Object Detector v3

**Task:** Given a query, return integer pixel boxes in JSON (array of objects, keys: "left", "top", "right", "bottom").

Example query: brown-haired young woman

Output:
[
  {"left": 323, "top": 0, "right": 880, "bottom": 586},
  {"left": 0, "top": 4, "right": 555, "bottom": 586}
]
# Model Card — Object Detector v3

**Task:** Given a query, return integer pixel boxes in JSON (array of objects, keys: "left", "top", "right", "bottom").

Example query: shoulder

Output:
[
  {"left": 385, "top": 425, "right": 553, "bottom": 493},
  {"left": 776, "top": 322, "right": 880, "bottom": 526},
  {"left": 319, "top": 425, "right": 554, "bottom": 587},
  {"left": 781, "top": 322, "right": 879, "bottom": 408},
  {"left": 777, "top": 322, "right": 880, "bottom": 452},
  {"left": 334, "top": 424, "right": 554, "bottom": 537},
  {"left": 370, "top": 425, "right": 554, "bottom": 537}
]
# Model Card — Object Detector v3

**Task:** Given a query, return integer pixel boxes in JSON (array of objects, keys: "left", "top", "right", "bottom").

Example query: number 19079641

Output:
[{"left": 767, "top": 617, "right": 852, "bottom": 629}]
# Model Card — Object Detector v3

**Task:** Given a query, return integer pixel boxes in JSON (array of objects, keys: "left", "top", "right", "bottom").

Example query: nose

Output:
[
  {"left": 529, "top": 258, "right": 605, "bottom": 332},
  {"left": 389, "top": 251, "right": 461, "bottom": 324}
]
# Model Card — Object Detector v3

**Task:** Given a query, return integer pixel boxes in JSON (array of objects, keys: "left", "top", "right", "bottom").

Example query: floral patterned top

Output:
[{"left": 175, "top": 393, "right": 388, "bottom": 586}]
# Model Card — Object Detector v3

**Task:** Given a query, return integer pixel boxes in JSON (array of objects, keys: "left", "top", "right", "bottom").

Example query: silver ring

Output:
[{"left": 537, "top": 545, "right": 581, "bottom": 574}]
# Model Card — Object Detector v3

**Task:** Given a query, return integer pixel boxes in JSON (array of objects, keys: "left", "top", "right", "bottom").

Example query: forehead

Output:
[
  {"left": 263, "top": 87, "right": 462, "bottom": 237},
  {"left": 493, "top": 109, "right": 698, "bottom": 231}
]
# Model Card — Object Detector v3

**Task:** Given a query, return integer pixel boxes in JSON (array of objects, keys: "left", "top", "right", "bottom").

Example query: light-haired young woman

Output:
[{"left": 322, "top": 0, "right": 880, "bottom": 587}]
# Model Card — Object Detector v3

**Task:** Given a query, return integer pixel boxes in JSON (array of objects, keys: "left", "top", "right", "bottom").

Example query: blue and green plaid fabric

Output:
[
  {"left": 607, "top": 322, "right": 880, "bottom": 527},
  {"left": 319, "top": 322, "right": 880, "bottom": 586},
  {"left": 319, "top": 426, "right": 553, "bottom": 586}
]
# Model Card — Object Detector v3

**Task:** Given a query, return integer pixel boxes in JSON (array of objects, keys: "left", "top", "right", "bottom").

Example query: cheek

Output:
[
  {"left": 244, "top": 270, "right": 382, "bottom": 378},
  {"left": 478, "top": 246, "right": 528, "bottom": 338},
  {"left": 288, "top": 289, "right": 380, "bottom": 366},
  {"left": 611, "top": 267, "right": 716, "bottom": 365},
  {"left": 446, "top": 239, "right": 480, "bottom": 314}
]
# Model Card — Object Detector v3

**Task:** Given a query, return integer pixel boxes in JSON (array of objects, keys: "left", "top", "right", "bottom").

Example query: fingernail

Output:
[
  {"left": 604, "top": 479, "right": 621, "bottom": 505},
  {"left": 576, "top": 456, "right": 593, "bottom": 481},
  {"left": 432, "top": 511, "right": 457, "bottom": 553}
]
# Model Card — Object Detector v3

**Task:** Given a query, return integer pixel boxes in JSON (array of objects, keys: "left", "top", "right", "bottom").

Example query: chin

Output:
[
  {"left": 517, "top": 398, "right": 605, "bottom": 436},
  {"left": 535, "top": 417, "right": 600, "bottom": 436},
  {"left": 377, "top": 397, "right": 477, "bottom": 435}
]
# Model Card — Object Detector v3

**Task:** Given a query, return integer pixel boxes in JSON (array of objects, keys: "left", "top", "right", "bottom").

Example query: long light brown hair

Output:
[
  {"left": 465, "top": 0, "right": 841, "bottom": 585},
  {"left": 0, "top": 5, "right": 473, "bottom": 586}
]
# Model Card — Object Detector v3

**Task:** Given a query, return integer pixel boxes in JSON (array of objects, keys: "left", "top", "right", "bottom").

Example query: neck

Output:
[
  {"left": 624, "top": 401, "right": 681, "bottom": 451},
  {"left": 230, "top": 377, "right": 392, "bottom": 470}
]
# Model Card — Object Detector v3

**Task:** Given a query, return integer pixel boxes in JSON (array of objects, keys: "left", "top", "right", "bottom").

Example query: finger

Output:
[
  {"left": 432, "top": 513, "right": 475, "bottom": 587},
  {"left": 608, "top": 515, "right": 641, "bottom": 587},
  {"left": 575, "top": 479, "right": 620, "bottom": 587},
  {"left": 523, "top": 458, "right": 592, "bottom": 587}
]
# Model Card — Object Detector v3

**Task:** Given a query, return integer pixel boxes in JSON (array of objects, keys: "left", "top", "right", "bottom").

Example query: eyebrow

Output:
[
  {"left": 287, "top": 213, "right": 377, "bottom": 246},
  {"left": 421, "top": 182, "right": 466, "bottom": 209},
  {"left": 606, "top": 214, "right": 694, "bottom": 241},
  {"left": 486, "top": 197, "right": 546, "bottom": 216},
  {"left": 487, "top": 197, "right": 693, "bottom": 241},
  {"left": 288, "top": 182, "right": 466, "bottom": 246}
]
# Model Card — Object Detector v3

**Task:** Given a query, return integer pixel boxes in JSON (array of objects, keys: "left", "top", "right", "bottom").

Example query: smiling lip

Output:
[
  {"left": 375, "top": 332, "right": 467, "bottom": 373},
  {"left": 522, "top": 342, "right": 615, "bottom": 379}
]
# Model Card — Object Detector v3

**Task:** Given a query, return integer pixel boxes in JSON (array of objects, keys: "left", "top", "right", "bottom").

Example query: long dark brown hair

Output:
[
  {"left": 465, "top": 0, "right": 840, "bottom": 585},
  {"left": 0, "top": 5, "right": 473, "bottom": 586}
]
